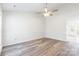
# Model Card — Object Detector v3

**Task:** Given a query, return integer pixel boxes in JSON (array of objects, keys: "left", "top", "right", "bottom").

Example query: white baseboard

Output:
[{"left": 3, "top": 36, "right": 44, "bottom": 47}]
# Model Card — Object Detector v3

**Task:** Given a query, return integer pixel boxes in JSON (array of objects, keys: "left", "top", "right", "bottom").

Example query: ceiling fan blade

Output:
[{"left": 52, "top": 9, "right": 58, "bottom": 12}]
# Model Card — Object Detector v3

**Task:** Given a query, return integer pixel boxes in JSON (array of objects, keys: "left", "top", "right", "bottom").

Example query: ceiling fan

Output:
[{"left": 37, "top": 3, "right": 58, "bottom": 17}]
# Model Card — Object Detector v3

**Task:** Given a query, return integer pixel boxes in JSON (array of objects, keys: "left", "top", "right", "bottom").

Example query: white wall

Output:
[
  {"left": 0, "top": 4, "right": 2, "bottom": 54},
  {"left": 45, "top": 4, "right": 79, "bottom": 41},
  {"left": 45, "top": 14, "right": 66, "bottom": 41},
  {"left": 2, "top": 11, "right": 45, "bottom": 46}
]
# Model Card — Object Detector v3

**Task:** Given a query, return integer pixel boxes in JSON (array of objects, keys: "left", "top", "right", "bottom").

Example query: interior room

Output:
[{"left": 0, "top": 3, "right": 79, "bottom": 56}]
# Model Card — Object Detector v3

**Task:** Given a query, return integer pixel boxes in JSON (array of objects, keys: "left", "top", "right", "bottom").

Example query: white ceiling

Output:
[{"left": 1, "top": 3, "right": 64, "bottom": 12}]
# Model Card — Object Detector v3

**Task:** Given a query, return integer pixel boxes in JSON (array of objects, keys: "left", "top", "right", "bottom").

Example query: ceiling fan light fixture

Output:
[
  {"left": 43, "top": 5, "right": 53, "bottom": 17},
  {"left": 43, "top": 10, "right": 53, "bottom": 16},
  {"left": 43, "top": 8, "right": 50, "bottom": 16},
  {"left": 37, "top": 3, "right": 58, "bottom": 17},
  {"left": 43, "top": 12, "right": 53, "bottom": 16},
  {"left": 43, "top": 12, "right": 50, "bottom": 16},
  {"left": 44, "top": 8, "right": 48, "bottom": 12}
]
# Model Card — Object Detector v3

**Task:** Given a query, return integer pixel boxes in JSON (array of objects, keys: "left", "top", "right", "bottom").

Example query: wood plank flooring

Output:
[{"left": 1, "top": 38, "right": 79, "bottom": 56}]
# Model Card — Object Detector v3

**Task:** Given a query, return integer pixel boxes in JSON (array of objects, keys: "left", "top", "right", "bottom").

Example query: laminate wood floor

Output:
[{"left": 1, "top": 38, "right": 79, "bottom": 56}]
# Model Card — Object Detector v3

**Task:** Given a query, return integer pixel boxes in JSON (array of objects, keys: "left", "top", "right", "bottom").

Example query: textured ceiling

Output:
[{"left": 1, "top": 3, "right": 64, "bottom": 12}]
